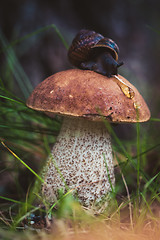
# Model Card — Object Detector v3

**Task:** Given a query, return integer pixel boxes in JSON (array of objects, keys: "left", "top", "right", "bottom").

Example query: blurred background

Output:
[
  {"left": 0, "top": 0, "right": 160, "bottom": 203},
  {"left": 1, "top": 0, "right": 160, "bottom": 112}
]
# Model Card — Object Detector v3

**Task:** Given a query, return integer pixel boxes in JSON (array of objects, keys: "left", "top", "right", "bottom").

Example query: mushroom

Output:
[{"left": 26, "top": 69, "right": 150, "bottom": 208}]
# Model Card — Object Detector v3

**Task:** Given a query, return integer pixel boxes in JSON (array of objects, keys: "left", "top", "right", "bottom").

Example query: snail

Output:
[
  {"left": 68, "top": 29, "right": 135, "bottom": 99},
  {"left": 68, "top": 29, "right": 124, "bottom": 78}
]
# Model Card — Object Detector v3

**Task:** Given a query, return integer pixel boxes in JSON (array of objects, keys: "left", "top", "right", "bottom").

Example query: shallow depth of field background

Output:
[{"left": 0, "top": 0, "right": 160, "bottom": 237}]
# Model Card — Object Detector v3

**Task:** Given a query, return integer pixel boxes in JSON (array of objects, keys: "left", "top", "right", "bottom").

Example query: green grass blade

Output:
[
  {"left": 1, "top": 141, "right": 45, "bottom": 183},
  {"left": 103, "top": 153, "right": 114, "bottom": 193},
  {"left": 50, "top": 24, "right": 69, "bottom": 49},
  {"left": 0, "top": 196, "right": 23, "bottom": 205},
  {"left": 0, "top": 86, "right": 25, "bottom": 103},
  {"left": 103, "top": 117, "right": 160, "bottom": 202},
  {"left": 0, "top": 25, "right": 68, "bottom": 100},
  {"left": 136, "top": 119, "right": 140, "bottom": 198},
  {"left": 144, "top": 172, "right": 160, "bottom": 191},
  {"left": 150, "top": 118, "right": 160, "bottom": 122},
  {"left": 11, "top": 206, "right": 41, "bottom": 229},
  {"left": 132, "top": 143, "right": 160, "bottom": 159},
  {"left": 0, "top": 24, "right": 69, "bottom": 53},
  {"left": 0, "top": 94, "right": 24, "bottom": 105},
  {"left": 0, "top": 31, "right": 33, "bottom": 98},
  {"left": 0, "top": 196, "right": 34, "bottom": 210},
  {"left": 103, "top": 119, "right": 132, "bottom": 161},
  {"left": 48, "top": 189, "right": 73, "bottom": 214},
  {"left": 140, "top": 192, "right": 153, "bottom": 215}
]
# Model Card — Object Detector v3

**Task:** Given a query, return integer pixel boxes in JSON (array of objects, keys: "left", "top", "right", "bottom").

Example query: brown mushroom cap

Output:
[{"left": 26, "top": 69, "right": 150, "bottom": 123}]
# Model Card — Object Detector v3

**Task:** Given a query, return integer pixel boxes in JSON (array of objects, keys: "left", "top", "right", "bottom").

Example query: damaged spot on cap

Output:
[{"left": 113, "top": 75, "right": 135, "bottom": 99}]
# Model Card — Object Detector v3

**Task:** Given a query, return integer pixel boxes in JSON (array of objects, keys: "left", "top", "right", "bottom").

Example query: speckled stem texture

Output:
[{"left": 42, "top": 117, "right": 115, "bottom": 207}]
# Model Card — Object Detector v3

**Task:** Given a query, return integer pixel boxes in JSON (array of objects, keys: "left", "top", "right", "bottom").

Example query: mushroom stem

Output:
[{"left": 42, "top": 117, "right": 115, "bottom": 208}]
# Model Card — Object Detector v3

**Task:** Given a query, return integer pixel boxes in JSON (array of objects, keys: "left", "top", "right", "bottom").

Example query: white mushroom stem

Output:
[{"left": 42, "top": 117, "right": 115, "bottom": 207}]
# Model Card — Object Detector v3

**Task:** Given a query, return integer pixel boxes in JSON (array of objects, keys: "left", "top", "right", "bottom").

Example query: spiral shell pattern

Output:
[{"left": 68, "top": 29, "right": 119, "bottom": 67}]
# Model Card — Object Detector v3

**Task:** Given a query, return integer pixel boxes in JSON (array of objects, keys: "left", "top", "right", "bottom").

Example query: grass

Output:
[{"left": 0, "top": 25, "right": 160, "bottom": 239}]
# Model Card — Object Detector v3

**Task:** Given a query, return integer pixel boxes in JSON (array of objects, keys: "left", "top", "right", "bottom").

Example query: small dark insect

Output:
[{"left": 68, "top": 29, "right": 123, "bottom": 78}]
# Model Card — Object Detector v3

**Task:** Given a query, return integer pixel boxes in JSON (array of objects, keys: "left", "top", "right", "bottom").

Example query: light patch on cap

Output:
[{"left": 134, "top": 102, "right": 141, "bottom": 109}]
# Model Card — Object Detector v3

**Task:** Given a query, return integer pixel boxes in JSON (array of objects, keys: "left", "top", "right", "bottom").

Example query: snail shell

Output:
[
  {"left": 68, "top": 29, "right": 119, "bottom": 70},
  {"left": 68, "top": 30, "right": 132, "bottom": 97}
]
